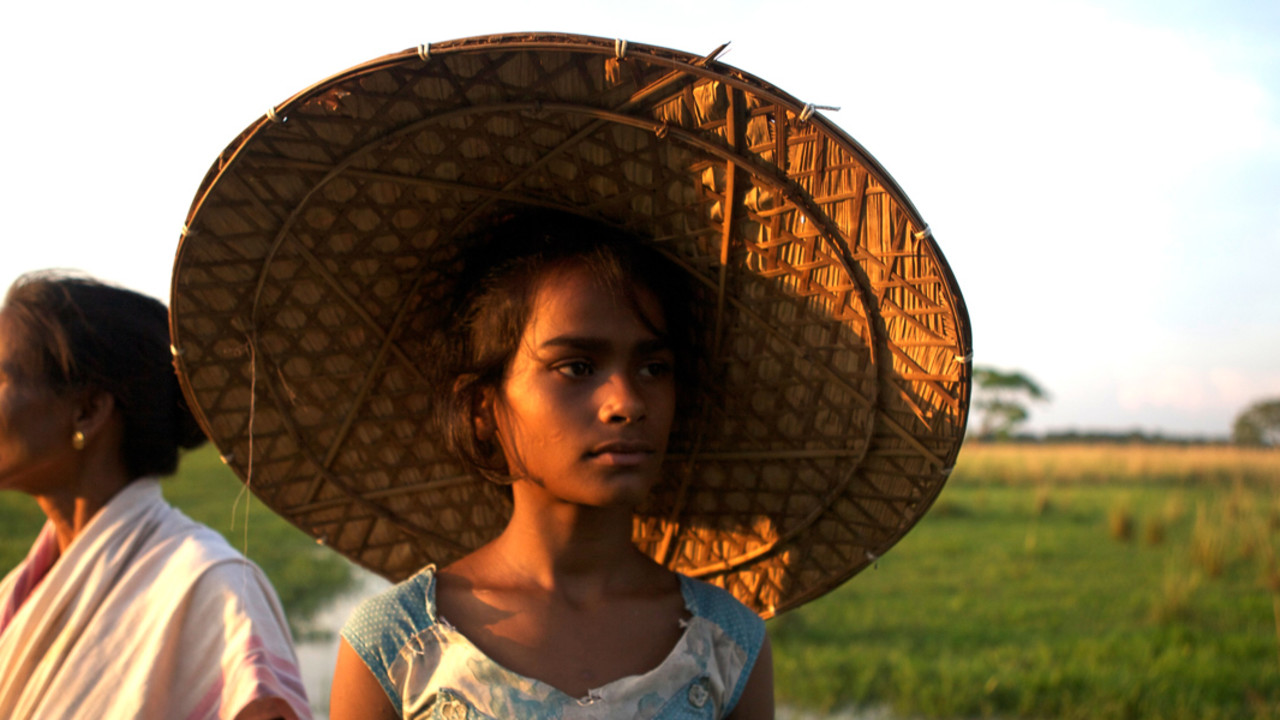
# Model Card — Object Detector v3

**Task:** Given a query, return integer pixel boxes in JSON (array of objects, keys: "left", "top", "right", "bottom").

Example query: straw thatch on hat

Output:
[{"left": 170, "top": 32, "right": 971, "bottom": 617}]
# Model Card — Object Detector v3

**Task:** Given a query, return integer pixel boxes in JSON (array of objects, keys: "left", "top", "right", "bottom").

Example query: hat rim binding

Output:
[{"left": 170, "top": 31, "right": 972, "bottom": 618}]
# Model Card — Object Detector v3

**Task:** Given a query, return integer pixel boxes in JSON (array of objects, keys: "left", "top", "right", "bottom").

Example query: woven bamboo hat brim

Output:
[{"left": 170, "top": 32, "right": 972, "bottom": 618}]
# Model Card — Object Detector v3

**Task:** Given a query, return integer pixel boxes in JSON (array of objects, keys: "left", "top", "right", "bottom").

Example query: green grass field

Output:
[
  {"left": 4, "top": 442, "right": 1278, "bottom": 718},
  {"left": 771, "top": 443, "right": 1280, "bottom": 719}
]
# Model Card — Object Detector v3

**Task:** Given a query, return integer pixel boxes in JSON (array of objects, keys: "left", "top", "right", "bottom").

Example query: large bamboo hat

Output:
[{"left": 170, "top": 32, "right": 972, "bottom": 617}]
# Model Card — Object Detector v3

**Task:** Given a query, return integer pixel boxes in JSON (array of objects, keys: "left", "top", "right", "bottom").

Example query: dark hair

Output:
[
  {"left": 2, "top": 272, "right": 207, "bottom": 480},
  {"left": 432, "top": 210, "right": 700, "bottom": 482}
]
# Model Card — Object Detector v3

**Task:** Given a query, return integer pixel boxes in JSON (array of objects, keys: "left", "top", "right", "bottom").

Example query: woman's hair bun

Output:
[{"left": 175, "top": 394, "right": 209, "bottom": 450}]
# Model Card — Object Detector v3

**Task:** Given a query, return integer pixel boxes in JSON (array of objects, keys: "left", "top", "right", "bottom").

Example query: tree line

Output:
[{"left": 971, "top": 365, "right": 1279, "bottom": 447}]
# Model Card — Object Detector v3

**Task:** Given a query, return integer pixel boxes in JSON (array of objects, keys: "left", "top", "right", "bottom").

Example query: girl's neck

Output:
[{"left": 484, "top": 482, "right": 654, "bottom": 598}]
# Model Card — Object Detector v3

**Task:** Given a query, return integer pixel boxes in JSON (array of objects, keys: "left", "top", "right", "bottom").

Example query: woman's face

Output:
[
  {"left": 492, "top": 264, "right": 677, "bottom": 507},
  {"left": 0, "top": 308, "right": 78, "bottom": 495}
]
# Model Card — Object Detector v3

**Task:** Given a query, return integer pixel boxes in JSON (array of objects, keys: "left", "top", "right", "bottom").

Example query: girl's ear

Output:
[
  {"left": 453, "top": 374, "right": 496, "bottom": 443},
  {"left": 473, "top": 387, "right": 497, "bottom": 442}
]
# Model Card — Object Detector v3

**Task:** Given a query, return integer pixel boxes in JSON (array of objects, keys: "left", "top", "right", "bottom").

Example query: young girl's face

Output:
[{"left": 490, "top": 263, "right": 676, "bottom": 507}]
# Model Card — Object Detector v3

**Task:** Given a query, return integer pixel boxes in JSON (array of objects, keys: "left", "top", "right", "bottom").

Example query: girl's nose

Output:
[{"left": 598, "top": 372, "right": 647, "bottom": 424}]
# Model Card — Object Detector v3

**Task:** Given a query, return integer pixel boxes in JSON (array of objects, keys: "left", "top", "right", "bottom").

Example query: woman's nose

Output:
[{"left": 598, "top": 372, "right": 647, "bottom": 424}]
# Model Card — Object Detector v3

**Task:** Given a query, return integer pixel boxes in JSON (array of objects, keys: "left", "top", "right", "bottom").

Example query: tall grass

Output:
[
  {"left": 1192, "top": 501, "right": 1229, "bottom": 577},
  {"left": 771, "top": 442, "right": 1280, "bottom": 719},
  {"left": 951, "top": 442, "right": 1280, "bottom": 487}
]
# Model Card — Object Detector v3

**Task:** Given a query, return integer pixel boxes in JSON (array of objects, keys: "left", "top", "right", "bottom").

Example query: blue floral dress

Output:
[{"left": 341, "top": 566, "right": 766, "bottom": 719}]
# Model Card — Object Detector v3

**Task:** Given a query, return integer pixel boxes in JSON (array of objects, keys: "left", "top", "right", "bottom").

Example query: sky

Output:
[{"left": 1, "top": 0, "right": 1276, "bottom": 438}]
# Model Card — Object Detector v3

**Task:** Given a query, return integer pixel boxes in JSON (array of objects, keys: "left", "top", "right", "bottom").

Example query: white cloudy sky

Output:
[{"left": 2, "top": 0, "right": 1276, "bottom": 437}]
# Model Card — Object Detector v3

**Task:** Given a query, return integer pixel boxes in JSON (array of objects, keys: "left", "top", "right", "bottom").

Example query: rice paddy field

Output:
[{"left": 3, "top": 442, "right": 1279, "bottom": 718}]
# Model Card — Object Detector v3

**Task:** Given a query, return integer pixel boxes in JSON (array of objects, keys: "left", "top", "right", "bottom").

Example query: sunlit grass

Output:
[
  {"left": 771, "top": 442, "right": 1280, "bottom": 719},
  {"left": 1108, "top": 495, "right": 1135, "bottom": 542},
  {"left": 951, "top": 442, "right": 1280, "bottom": 487}
]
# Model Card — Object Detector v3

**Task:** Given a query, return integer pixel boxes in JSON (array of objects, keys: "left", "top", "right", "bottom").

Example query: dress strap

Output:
[
  {"left": 339, "top": 565, "right": 440, "bottom": 716},
  {"left": 675, "top": 574, "right": 767, "bottom": 714}
]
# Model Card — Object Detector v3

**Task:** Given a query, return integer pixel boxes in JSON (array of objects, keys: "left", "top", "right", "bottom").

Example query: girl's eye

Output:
[
  {"left": 555, "top": 361, "right": 594, "bottom": 378},
  {"left": 640, "top": 360, "right": 673, "bottom": 379}
]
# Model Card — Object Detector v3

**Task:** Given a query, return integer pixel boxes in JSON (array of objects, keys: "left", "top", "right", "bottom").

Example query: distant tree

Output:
[
  {"left": 1232, "top": 398, "right": 1280, "bottom": 447},
  {"left": 972, "top": 366, "right": 1049, "bottom": 440}
]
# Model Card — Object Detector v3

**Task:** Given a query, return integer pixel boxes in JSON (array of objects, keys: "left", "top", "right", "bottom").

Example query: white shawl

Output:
[{"left": 0, "top": 480, "right": 312, "bottom": 720}]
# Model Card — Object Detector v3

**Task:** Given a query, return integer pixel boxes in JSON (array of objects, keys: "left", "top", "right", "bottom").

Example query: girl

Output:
[
  {"left": 168, "top": 30, "right": 970, "bottom": 720},
  {"left": 330, "top": 213, "right": 773, "bottom": 719}
]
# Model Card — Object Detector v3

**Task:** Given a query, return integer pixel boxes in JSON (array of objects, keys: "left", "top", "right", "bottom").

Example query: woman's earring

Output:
[{"left": 72, "top": 430, "right": 86, "bottom": 451}]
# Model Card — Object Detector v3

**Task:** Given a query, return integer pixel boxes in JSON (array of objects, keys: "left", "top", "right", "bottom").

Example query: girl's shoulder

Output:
[
  {"left": 341, "top": 566, "right": 441, "bottom": 674},
  {"left": 678, "top": 574, "right": 766, "bottom": 646}
]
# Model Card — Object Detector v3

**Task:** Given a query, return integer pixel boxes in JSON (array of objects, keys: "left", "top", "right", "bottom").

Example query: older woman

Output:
[{"left": 0, "top": 273, "right": 311, "bottom": 720}]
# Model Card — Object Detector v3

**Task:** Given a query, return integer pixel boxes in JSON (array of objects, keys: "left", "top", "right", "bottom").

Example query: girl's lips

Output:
[
  {"left": 586, "top": 442, "right": 656, "bottom": 466},
  {"left": 590, "top": 451, "right": 652, "bottom": 466}
]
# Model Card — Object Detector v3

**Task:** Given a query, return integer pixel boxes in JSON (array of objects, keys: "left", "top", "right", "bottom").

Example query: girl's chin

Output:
[{"left": 513, "top": 471, "right": 661, "bottom": 508}]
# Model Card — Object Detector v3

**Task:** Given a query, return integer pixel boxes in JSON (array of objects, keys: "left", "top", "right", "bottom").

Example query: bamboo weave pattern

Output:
[{"left": 171, "top": 33, "right": 971, "bottom": 617}]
